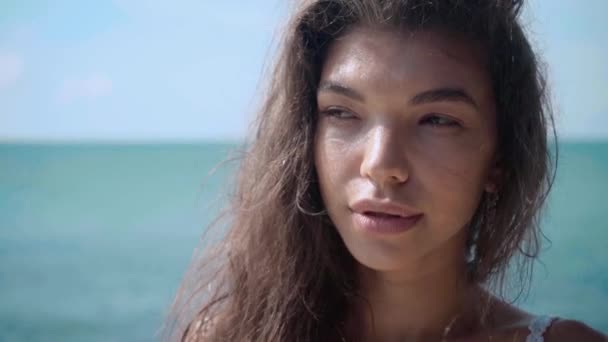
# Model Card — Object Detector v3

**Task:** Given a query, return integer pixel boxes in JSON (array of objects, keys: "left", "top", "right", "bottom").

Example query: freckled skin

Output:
[{"left": 314, "top": 27, "right": 499, "bottom": 273}]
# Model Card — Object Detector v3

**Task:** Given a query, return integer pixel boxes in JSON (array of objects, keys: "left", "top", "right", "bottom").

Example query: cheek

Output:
[
  {"left": 314, "top": 122, "right": 359, "bottom": 220},
  {"left": 314, "top": 122, "right": 356, "bottom": 182},
  {"left": 411, "top": 137, "right": 494, "bottom": 226}
]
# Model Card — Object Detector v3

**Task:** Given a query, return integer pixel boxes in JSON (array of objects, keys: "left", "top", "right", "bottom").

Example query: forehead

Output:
[{"left": 319, "top": 26, "right": 493, "bottom": 102}]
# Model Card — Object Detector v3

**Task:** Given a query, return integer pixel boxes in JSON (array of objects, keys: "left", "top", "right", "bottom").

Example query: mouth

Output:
[
  {"left": 352, "top": 211, "right": 423, "bottom": 234},
  {"left": 350, "top": 198, "right": 422, "bottom": 217},
  {"left": 349, "top": 198, "right": 423, "bottom": 234},
  {"left": 363, "top": 211, "right": 409, "bottom": 218}
]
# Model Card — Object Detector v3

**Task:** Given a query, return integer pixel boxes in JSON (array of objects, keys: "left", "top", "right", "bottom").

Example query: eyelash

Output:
[
  {"left": 419, "top": 114, "right": 461, "bottom": 128},
  {"left": 321, "top": 108, "right": 357, "bottom": 119},
  {"left": 321, "top": 109, "right": 462, "bottom": 128}
]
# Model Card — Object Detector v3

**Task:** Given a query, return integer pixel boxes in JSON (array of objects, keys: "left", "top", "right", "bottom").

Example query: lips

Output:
[
  {"left": 364, "top": 211, "right": 403, "bottom": 218},
  {"left": 350, "top": 198, "right": 422, "bottom": 218},
  {"left": 350, "top": 199, "right": 423, "bottom": 234},
  {"left": 352, "top": 212, "right": 422, "bottom": 234}
]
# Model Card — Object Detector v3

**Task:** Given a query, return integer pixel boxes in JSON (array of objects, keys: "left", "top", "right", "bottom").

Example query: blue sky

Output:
[{"left": 1, "top": 0, "right": 606, "bottom": 142}]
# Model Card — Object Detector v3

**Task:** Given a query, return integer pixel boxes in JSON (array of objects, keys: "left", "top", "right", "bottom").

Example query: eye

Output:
[
  {"left": 420, "top": 114, "right": 461, "bottom": 128},
  {"left": 320, "top": 108, "right": 358, "bottom": 120}
]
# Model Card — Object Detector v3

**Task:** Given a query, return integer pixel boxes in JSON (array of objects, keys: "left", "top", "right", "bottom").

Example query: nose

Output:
[{"left": 360, "top": 126, "right": 410, "bottom": 189}]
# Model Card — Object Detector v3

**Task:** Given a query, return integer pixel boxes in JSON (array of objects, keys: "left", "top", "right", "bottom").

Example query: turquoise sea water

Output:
[{"left": 1, "top": 142, "right": 607, "bottom": 340}]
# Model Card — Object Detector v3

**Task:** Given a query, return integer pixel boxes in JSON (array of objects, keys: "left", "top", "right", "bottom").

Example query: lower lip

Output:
[{"left": 352, "top": 212, "right": 422, "bottom": 234}]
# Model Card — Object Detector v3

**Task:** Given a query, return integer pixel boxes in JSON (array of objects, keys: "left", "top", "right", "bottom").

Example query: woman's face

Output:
[{"left": 314, "top": 27, "right": 499, "bottom": 272}]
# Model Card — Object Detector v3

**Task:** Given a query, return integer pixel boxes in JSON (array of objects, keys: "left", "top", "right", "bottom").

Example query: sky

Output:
[{"left": 0, "top": 0, "right": 607, "bottom": 142}]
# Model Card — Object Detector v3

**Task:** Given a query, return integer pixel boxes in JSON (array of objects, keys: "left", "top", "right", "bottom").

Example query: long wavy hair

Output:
[{"left": 163, "top": 0, "right": 556, "bottom": 340}]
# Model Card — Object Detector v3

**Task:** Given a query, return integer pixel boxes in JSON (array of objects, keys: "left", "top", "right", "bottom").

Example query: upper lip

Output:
[{"left": 350, "top": 199, "right": 422, "bottom": 218}]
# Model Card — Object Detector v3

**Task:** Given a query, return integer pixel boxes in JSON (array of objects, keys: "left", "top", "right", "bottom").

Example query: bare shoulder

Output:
[
  {"left": 545, "top": 319, "right": 607, "bottom": 342},
  {"left": 481, "top": 293, "right": 536, "bottom": 330},
  {"left": 470, "top": 292, "right": 606, "bottom": 342},
  {"left": 485, "top": 297, "right": 607, "bottom": 342}
]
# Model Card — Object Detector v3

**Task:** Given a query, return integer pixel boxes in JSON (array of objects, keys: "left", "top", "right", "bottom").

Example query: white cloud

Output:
[
  {"left": 0, "top": 53, "right": 24, "bottom": 90},
  {"left": 57, "top": 73, "right": 113, "bottom": 104}
]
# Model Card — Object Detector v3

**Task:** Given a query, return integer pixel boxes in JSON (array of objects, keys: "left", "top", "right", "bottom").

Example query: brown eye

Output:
[{"left": 420, "top": 114, "right": 461, "bottom": 127}]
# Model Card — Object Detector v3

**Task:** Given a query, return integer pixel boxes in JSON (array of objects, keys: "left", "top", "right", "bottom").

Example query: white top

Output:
[{"left": 526, "top": 316, "right": 557, "bottom": 342}]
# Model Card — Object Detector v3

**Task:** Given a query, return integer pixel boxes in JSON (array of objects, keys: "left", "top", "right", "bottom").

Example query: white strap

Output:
[{"left": 525, "top": 316, "right": 556, "bottom": 342}]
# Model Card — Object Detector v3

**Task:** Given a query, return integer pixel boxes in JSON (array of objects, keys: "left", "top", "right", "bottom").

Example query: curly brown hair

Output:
[{"left": 163, "top": 0, "right": 556, "bottom": 340}]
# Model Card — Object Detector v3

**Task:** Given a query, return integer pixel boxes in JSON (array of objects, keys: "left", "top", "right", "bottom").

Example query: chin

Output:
[
  {"left": 338, "top": 230, "right": 424, "bottom": 273},
  {"left": 336, "top": 221, "right": 469, "bottom": 275}
]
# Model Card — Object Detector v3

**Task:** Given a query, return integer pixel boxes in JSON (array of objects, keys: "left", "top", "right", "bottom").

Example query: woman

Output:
[{"left": 165, "top": 0, "right": 607, "bottom": 341}]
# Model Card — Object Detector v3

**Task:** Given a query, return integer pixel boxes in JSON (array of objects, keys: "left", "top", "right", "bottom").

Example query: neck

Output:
[{"left": 347, "top": 255, "right": 483, "bottom": 341}]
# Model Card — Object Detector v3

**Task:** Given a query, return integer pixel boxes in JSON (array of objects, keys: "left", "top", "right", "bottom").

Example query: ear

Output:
[{"left": 484, "top": 158, "right": 503, "bottom": 193}]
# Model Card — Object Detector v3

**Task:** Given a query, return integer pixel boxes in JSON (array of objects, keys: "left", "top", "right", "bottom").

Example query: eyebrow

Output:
[
  {"left": 410, "top": 87, "right": 478, "bottom": 109},
  {"left": 317, "top": 81, "right": 478, "bottom": 109},
  {"left": 318, "top": 81, "right": 365, "bottom": 102}
]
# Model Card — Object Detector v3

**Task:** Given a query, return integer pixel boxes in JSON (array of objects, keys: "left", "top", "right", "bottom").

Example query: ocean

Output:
[{"left": 1, "top": 142, "right": 607, "bottom": 341}]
